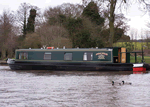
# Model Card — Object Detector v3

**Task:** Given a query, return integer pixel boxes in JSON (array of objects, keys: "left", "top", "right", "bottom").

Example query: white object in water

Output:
[
  {"left": 7, "top": 58, "right": 15, "bottom": 64},
  {"left": 133, "top": 63, "right": 144, "bottom": 67}
]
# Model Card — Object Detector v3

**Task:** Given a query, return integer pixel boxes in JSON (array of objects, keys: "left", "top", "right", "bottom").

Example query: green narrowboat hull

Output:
[{"left": 8, "top": 60, "right": 133, "bottom": 71}]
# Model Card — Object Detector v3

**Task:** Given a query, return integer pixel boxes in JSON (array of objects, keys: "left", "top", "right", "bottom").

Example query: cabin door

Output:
[{"left": 121, "top": 48, "right": 126, "bottom": 63}]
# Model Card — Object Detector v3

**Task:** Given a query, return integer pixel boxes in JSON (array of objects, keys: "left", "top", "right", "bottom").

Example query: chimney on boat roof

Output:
[
  {"left": 29, "top": 48, "right": 31, "bottom": 49},
  {"left": 77, "top": 47, "right": 79, "bottom": 49},
  {"left": 63, "top": 46, "right": 65, "bottom": 49},
  {"left": 57, "top": 47, "right": 59, "bottom": 49},
  {"left": 96, "top": 47, "right": 98, "bottom": 49}
]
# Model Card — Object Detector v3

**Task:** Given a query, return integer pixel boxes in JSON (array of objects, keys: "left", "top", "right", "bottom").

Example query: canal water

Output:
[{"left": 0, "top": 65, "right": 150, "bottom": 107}]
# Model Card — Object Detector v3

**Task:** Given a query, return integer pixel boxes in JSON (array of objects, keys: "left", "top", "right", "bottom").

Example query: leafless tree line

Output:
[{"left": 0, "top": 1, "right": 150, "bottom": 59}]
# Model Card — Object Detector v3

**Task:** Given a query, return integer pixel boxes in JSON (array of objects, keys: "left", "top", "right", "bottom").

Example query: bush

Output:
[{"left": 122, "top": 42, "right": 134, "bottom": 52}]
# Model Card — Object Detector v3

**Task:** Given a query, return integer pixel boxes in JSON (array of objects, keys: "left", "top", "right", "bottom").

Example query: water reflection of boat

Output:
[{"left": 7, "top": 47, "right": 150, "bottom": 71}]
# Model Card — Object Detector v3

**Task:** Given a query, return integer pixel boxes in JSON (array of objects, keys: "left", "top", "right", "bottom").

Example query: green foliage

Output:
[
  {"left": 113, "top": 28, "right": 124, "bottom": 43},
  {"left": 117, "top": 35, "right": 130, "bottom": 42},
  {"left": 65, "top": 17, "right": 83, "bottom": 35},
  {"left": 64, "top": 1, "right": 105, "bottom": 48},
  {"left": 122, "top": 42, "right": 134, "bottom": 52},
  {"left": 44, "top": 2, "right": 106, "bottom": 48},
  {"left": 144, "top": 56, "right": 150, "bottom": 63},
  {"left": 58, "top": 14, "right": 66, "bottom": 23},
  {"left": 27, "top": 9, "right": 36, "bottom": 33},
  {"left": 65, "top": 16, "right": 105, "bottom": 48},
  {"left": 101, "top": 28, "right": 124, "bottom": 44},
  {"left": 91, "top": 38, "right": 105, "bottom": 48},
  {"left": 74, "top": 29, "right": 91, "bottom": 48},
  {"left": 64, "top": 17, "right": 83, "bottom": 47},
  {"left": 48, "top": 17, "right": 57, "bottom": 25},
  {"left": 82, "top": 1, "right": 104, "bottom": 25},
  {"left": 130, "top": 56, "right": 150, "bottom": 63},
  {"left": 15, "top": 35, "right": 24, "bottom": 49},
  {"left": 114, "top": 42, "right": 149, "bottom": 50}
]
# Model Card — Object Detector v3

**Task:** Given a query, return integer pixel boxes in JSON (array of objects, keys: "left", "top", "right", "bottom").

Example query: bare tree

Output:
[
  {"left": 37, "top": 24, "right": 71, "bottom": 48},
  {"left": 140, "top": 29, "right": 145, "bottom": 50},
  {"left": 130, "top": 28, "right": 138, "bottom": 50},
  {"left": 42, "top": 3, "right": 84, "bottom": 48},
  {"left": 103, "top": 11, "right": 129, "bottom": 46},
  {"left": 17, "top": 2, "right": 40, "bottom": 37},
  {"left": 22, "top": 33, "right": 41, "bottom": 48},
  {"left": 82, "top": 0, "right": 150, "bottom": 47},
  {"left": 17, "top": 2, "right": 31, "bottom": 37},
  {"left": 144, "top": 30, "right": 150, "bottom": 48},
  {"left": 146, "top": 20, "right": 150, "bottom": 48},
  {"left": 58, "top": 3, "right": 84, "bottom": 17},
  {"left": 44, "top": 3, "right": 84, "bottom": 22},
  {"left": 0, "top": 10, "right": 16, "bottom": 58}
]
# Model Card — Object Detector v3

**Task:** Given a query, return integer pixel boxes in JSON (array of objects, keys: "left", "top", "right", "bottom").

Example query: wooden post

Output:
[{"left": 135, "top": 52, "right": 137, "bottom": 63}]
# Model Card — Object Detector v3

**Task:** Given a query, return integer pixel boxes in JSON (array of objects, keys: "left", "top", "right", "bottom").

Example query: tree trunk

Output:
[
  {"left": 108, "top": 0, "right": 116, "bottom": 47},
  {"left": 109, "top": 20, "right": 115, "bottom": 46},
  {"left": 8, "top": 49, "right": 13, "bottom": 58},
  {"left": 1, "top": 47, "right": 6, "bottom": 59},
  {"left": 23, "top": 11, "right": 27, "bottom": 38}
]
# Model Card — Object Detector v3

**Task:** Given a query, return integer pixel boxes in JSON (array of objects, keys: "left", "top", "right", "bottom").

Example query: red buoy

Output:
[
  {"left": 133, "top": 67, "right": 146, "bottom": 72},
  {"left": 133, "top": 63, "right": 146, "bottom": 74},
  {"left": 47, "top": 47, "right": 54, "bottom": 49}
]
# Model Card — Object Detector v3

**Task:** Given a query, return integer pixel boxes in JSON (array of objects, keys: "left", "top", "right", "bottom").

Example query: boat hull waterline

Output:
[{"left": 8, "top": 60, "right": 133, "bottom": 71}]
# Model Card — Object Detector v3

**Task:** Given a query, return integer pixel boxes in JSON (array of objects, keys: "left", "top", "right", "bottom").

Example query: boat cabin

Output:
[
  {"left": 15, "top": 47, "right": 130, "bottom": 63},
  {"left": 113, "top": 47, "right": 130, "bottom": 63}
]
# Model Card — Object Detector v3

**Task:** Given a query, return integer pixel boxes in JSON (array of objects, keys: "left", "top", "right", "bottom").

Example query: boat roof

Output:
[{"left": 16, "top": 48, "right": 113, "bottom": 52}]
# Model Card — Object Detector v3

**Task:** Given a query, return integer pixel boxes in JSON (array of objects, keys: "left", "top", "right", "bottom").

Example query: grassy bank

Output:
[
  {"left": 130, "top": 56, "right": 150, "bottom": 63},
  {"left": 114, "top": 42, "right": 150, "bottom": 50}
]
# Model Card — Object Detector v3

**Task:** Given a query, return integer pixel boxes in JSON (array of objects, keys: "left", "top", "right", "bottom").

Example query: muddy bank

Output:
[{"left": 0, "top": 60, "right": 7, "bottom": 65}]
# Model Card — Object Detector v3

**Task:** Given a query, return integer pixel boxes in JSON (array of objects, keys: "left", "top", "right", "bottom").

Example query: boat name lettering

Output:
[
  {"left": 96, "top": 52, "right": 108, "bottom": 59},
  {"left": 96, "top": 53, "right": 108, "bottom": 56}
]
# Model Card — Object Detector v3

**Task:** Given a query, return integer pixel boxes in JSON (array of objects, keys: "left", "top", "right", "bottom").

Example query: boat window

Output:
[
  {"left": 44, "top": 52, "right": 51, "bottom": 60},
  {"left": 83, "top": 52, "right": 87, "bottom": 60},
  {"left": 19, "top": 52, "right": 28, "bottom": 60},
  {"left": 83, "top": 52, "right": 93, "bottom": 61},
  {"left": 64, "top": 53, "right": 72, "bottom": 61}
]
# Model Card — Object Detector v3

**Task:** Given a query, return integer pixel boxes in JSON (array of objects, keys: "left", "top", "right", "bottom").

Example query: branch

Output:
[
  {"left": 124, "top": 0, "right": 126, "bottom": 3},
  {"left": 140, "top": 0, "right": 150, "bottom": 9}
]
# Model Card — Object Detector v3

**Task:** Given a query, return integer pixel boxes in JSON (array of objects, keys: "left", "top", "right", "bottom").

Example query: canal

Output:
[{"left": 0, "top": 65, "right": 150, "bottom": 107}]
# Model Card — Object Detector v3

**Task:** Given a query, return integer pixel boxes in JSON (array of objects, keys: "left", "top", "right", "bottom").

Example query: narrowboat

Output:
[{"left": 7, "top": 47, "right": 149, "bottom": 71}]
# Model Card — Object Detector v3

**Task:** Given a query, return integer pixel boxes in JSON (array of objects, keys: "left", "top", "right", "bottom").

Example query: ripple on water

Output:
[{"left": 0, "top": 66, "right": 150, "bottom": 106}]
